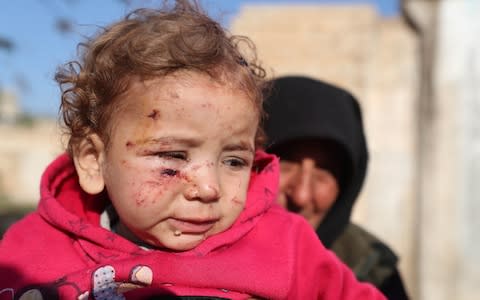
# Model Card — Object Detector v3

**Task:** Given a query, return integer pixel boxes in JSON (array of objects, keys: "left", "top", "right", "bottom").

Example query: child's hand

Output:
[{"left": 92, "top": 265, "right": 153, "bottom": 299}]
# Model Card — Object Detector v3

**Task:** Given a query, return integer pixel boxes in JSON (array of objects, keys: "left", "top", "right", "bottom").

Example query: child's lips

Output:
[{"left": 169, "top": 217, "right": 218, "bottom": 234}]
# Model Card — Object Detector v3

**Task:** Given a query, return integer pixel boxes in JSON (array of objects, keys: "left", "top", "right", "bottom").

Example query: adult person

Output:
[{"left": 263, "top": 75, "right": 410, "bottom": 299}]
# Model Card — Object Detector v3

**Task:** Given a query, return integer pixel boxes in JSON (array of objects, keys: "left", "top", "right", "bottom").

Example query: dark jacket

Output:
[{"left": 263, "top": 75, "right": 409, "bottom": 299}]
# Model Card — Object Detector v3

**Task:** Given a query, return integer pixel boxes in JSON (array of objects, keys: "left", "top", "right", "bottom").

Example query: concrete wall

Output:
[{"left": 413, "top": 1, "right": 480, "bottom": 299}]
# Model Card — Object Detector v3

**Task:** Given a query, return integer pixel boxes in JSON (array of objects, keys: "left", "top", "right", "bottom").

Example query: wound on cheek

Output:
[
  {"left": 126, "top": 141, "right": 135, "bottom": 149},
  {"left": 147, "top": 109, "right": 160, "bottom": 120},
  {"left": 136, "top": 197, "right": 146, "bottom": 206},
  {"left": 135, "top": 181, "right": 167, "bottom": 207},
  {"left": 161, "top": 168, "right": 178, "bottom": 177},
  {"left": 159, "top": 168, "right": 192, "bottom": 184}
]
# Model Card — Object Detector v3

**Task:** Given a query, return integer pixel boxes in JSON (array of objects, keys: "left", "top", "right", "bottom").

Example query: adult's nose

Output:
[
  {"left": 290, "top": 158, "right": 315, "bottom": 207},
  {"left": 184, "top": 162, "right": 221, "bottom": 203}
]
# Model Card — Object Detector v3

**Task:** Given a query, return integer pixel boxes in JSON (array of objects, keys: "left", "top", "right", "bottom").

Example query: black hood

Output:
[{"left": 263, "top": 76, "right": 368, "bottom": 248}]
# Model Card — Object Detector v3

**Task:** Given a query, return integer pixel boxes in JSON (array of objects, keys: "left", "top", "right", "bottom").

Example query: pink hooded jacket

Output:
[{"left": 0, "top": 151, "right": 385, "bottom": 300}]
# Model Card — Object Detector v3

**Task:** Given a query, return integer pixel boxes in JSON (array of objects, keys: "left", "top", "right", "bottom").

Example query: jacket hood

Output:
[
  {"left": 37, "top": 151, "right": 279, "bottom": 257},
  {"left": 263, "top": 75, "right": 369, "bottom": 248}
]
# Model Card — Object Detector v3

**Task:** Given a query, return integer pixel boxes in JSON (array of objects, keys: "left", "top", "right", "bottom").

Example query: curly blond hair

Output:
[{"left": 55, "top": 0, "right": 267, "bottom": 154}]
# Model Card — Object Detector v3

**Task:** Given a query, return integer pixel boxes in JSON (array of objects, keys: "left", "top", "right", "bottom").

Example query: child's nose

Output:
[{"left": 184, "top": 163, "right": 221, "bottom": 203}]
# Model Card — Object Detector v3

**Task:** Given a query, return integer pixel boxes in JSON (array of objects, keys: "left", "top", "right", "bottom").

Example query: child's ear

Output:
[{"left": 73, "top": 134, "right": 106, "bottom": 195}]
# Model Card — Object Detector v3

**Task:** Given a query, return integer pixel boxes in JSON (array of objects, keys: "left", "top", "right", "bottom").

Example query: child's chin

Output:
[{"left": 159, "top": 234, "right": 207, "bottom": 252}]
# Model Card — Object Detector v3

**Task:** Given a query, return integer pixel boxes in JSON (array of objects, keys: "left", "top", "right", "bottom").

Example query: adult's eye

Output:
[
  {"left": 279, "top": 161, "right": 297, "bottom": 173},
  {"left": 313, "top": 168, "right": 335, "bottom": 183}
]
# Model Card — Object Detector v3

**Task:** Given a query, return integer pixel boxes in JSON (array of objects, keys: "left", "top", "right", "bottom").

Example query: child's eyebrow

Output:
[
  {"left": 135, "top": 137, "right": 254, "bottom": 154},
  {"left": 139, "top": 136, "right": 201, "bottom": 147},
  {"left": 224, "top": 142, "right": 254, "bottom": 154}
]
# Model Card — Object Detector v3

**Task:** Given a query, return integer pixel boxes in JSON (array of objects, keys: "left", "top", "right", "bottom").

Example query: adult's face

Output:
[{"left": 274, "top": 140, "right": 341, "bottom": 229}]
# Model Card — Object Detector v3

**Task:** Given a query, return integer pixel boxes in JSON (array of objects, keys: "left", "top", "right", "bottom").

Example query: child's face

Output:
[{"left": 85, "top": 72, "right": 258, "bottom": 251}]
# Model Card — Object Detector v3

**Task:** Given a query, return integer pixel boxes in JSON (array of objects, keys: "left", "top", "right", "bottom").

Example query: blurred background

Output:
[{"left": 1, "top": 0, "right": 479, "bottom": 299}]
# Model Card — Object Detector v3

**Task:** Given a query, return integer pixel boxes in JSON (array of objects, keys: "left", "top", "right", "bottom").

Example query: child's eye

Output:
[
  {"left": 223, "top": 157, "right": 248, "bottom": 169},
  {"left": 157, "top": 151, "right": 187, "bottom": 160}
]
